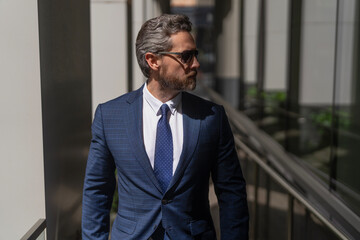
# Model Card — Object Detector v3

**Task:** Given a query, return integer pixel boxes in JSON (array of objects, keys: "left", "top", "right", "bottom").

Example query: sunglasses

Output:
[{"left": 158, "top": 49, "right": 199, "bottom": 64}]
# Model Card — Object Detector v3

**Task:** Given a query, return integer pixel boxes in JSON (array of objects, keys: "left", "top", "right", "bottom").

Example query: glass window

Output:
[
  {"left": 243, "top": 0, "right": 260, "bottom": 116},
  {"left": 332, "top": 0, "right": 360, "bottom": 216},
  {"left": 296, "top": 0, "right": 338, "bottom": 179},
  {"left": 260, "top": 0, "right": 289, "bottom": 149}
]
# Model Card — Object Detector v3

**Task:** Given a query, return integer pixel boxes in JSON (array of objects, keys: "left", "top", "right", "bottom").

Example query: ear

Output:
[{"left": 145, "top": 52, "right": 161, "bottom": 71}]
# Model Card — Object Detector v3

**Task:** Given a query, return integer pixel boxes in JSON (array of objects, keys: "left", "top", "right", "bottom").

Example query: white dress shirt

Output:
[{"left": 142, "top": 83, "right": 183, "bottom": 174}]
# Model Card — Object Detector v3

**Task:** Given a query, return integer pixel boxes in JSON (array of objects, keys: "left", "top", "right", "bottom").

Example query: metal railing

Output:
[
  {"left": 20, "top": 219, "right": 46, "bottom": 240},
  {"left": 202, "top": 85, "right": 360, "bottom": 240}
]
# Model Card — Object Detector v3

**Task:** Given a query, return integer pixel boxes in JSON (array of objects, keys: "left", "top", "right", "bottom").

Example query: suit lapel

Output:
[
  {"left": 126, "top": 86, "right": 163, "bottom": 194},
  {"left": 169, "top": 92, "right": 201, "bottom": 190}
]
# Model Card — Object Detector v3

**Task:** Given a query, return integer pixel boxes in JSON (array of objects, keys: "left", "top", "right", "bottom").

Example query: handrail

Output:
[
  {"left": 235, "top": 137, "right": 348, "bottom": 239},
  {"left": 201, "top": 84, "right": 360, "bottom": 240},
  {"left": 20, "top": 219, "right": 46, "bottom": 240}
]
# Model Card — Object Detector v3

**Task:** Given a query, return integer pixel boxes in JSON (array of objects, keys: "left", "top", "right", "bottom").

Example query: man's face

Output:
[{"left": 157, "top": 31, "right": 200, "bottom": 91}]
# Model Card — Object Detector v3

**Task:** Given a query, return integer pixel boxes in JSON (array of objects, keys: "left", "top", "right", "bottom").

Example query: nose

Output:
[{"left": 190, "top": 55, "right": 200, "bottom": 69}]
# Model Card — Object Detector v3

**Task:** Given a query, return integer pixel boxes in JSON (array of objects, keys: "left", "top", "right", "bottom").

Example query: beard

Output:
[{"left": 158, "top": 71, "right": 197, "bottom": 92}]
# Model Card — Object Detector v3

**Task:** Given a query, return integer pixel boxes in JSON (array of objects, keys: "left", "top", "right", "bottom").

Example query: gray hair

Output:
[{"left": 135, "top": 14, "right": 192, "bottom": 78}]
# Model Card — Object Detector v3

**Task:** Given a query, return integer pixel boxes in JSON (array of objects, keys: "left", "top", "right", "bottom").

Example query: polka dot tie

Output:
[{"left": 154, "top": 104, "right": 173, "bottom": 193}]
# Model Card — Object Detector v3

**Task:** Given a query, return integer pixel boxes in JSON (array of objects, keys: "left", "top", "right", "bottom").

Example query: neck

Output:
[{"left": 147, "top": 78, "right": 180, "bottom": 103}]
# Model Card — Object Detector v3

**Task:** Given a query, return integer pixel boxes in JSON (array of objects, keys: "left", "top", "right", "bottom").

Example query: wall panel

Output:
[
  {"left": 38, "top": 0, "right": 92, "bottom": 239},
  {"left": 0, "top": 1, "right": 45, "bottom": 239}
]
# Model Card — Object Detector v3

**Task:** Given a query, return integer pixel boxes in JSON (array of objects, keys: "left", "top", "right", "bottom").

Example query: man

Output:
[{"left": 82, "top": 14, "right": 249, "bottom": 240}]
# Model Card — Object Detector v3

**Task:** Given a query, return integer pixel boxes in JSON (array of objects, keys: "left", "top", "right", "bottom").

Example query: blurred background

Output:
[{"left": 1, "top": 0, "right": 359, "bottom": 239}]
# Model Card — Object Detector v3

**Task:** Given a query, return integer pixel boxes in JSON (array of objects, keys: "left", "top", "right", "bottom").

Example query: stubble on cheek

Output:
[
  {"left": 158, "top": 66, "right": 197, "bottom": 91},
  {"left": 158, "top": 75, "right": 196, "bottom": 91}
]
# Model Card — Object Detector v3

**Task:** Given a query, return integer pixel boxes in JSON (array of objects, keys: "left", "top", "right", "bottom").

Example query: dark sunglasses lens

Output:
[
  {"left": 181, "top": 50, "right": 198, "bottom": 63},
  {"left": 181, "top": 51, "right": 192, "bottom": 63}
]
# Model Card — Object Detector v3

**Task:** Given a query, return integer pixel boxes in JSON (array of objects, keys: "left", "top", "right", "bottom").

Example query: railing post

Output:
[
  {"left": 264, "top": 162, "right": 271, "bottom": 238},
  {"left": 287, "top": 195, "right": 294, "bottom": 240},
  {"left": 251, "top": 163, "right": 259, "bottom": 240}
]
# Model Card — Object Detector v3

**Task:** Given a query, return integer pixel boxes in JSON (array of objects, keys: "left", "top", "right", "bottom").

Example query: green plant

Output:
[{"left": 310, "top": 108, "right": 351, "bottom": 131}]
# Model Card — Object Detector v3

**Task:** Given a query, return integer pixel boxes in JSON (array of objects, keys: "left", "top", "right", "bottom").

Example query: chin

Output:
[
  {"left": 185, "top": 82, "right": 196, "bottom": 91},
  {"left": 181, "top": 77, "right": 196, "bottom": 91}
]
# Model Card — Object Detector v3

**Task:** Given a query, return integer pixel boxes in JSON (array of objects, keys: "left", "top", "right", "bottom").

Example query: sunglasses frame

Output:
[{"left": 158, "top": 49, "right": 199, "bottom": 64}]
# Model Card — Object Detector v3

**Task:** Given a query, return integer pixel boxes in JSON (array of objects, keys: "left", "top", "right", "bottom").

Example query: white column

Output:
[
  {"left": 264, "top": 0, "right": 289, "bottom": 91},
  {"left": 215, "top": 0, "right": 241, "bottom": 107},
  {"left": 0, "top": 0, "right": 46, "bottom": 239},
  {"left": 244, "top": 0, "right": 260, "bottom": 85},
  {"left": 132, "top": 0, "right": 147, "bottom": 89},
  {"left": 145, "top": 0, "right": 155, "bottom": 20},
  {"left": 299, "top": 0, "right": 337, "bottom": 105},
  {"left": 131, "top": 0, "right": 164, "bottom": 90},
  {"left": 91, "top": 0, "right": 128, "bottom": 115},
  {"left": 216, "top": 0, "right": 240, "bottom": 80},
  {"left": 334, "top": 0, "right": 356, "bottom": 105},
  {"left": 145, "top": 0, "right": 163, "bottom": 20}
]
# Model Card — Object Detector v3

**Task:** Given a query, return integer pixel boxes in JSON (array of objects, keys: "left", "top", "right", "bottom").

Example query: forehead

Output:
[{"left": 169, "top": 31, "right": 196, "bottom": 51}]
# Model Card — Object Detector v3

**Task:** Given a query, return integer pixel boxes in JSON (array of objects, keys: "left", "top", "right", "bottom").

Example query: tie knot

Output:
[{"left": 160, "top": 104, "right": 170, "bottom": 116}]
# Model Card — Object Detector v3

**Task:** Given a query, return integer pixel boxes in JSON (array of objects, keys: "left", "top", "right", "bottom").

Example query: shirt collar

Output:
[{"left": 143, "top": 81, "right": 182, "bottom": 116}]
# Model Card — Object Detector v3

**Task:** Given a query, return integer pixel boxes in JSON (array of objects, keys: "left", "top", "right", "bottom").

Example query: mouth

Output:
[{"left": 188, "top": 71, "right": 197, "bottom": 78}]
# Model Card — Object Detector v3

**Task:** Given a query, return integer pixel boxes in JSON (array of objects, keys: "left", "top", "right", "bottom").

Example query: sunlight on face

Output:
[{"left": 158, "top": 31, "right": 200, "bottom": 92}]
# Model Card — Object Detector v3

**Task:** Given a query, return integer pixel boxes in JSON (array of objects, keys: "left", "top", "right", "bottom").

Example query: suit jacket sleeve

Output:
[
  {"left": 211, "top": 106, "right": 249, "bottom": 239},
  {"left": 82, "top": 104, "right": 116, "bottom": 240}
]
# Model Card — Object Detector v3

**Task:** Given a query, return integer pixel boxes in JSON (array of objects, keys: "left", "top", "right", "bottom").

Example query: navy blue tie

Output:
[{"left": 154, "top": 104, "right": 173, "bottom": 193}]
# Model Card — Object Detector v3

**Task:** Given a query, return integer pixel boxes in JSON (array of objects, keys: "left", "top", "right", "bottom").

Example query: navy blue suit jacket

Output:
[{"left": 82, "top": 86, "right": 249, "bottom": 239}]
